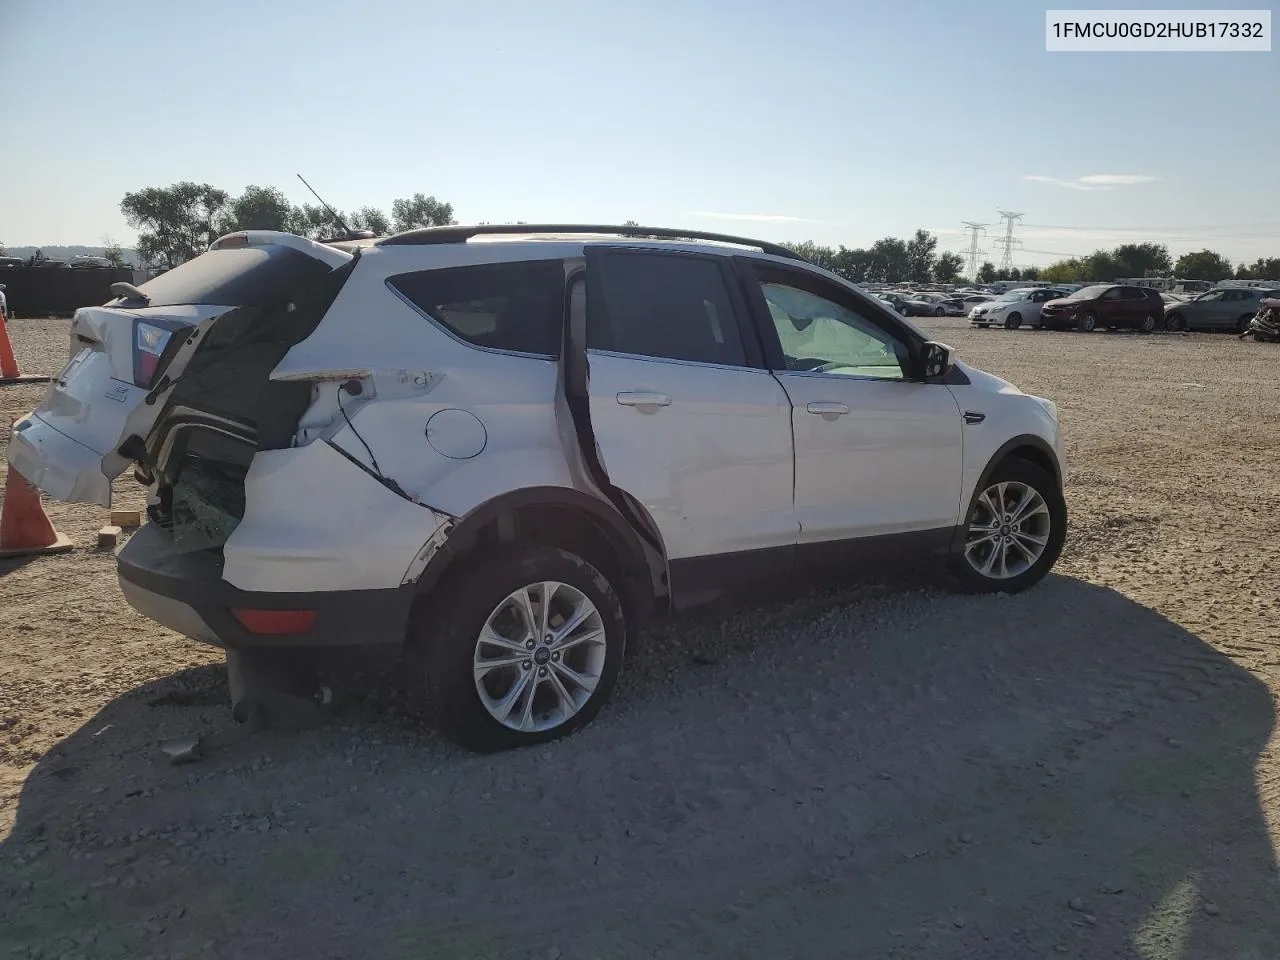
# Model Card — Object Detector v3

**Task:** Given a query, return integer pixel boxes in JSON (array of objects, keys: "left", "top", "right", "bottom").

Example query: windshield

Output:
[
  {"left": 995, "top": 289, "right": 1032, "bottom": 302},
  {"left": 1068, "top": 285, "right": 1109, "bottom": 300}
]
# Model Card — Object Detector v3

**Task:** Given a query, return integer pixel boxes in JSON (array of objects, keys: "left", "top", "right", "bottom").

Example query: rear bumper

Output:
[
  {"left": 9, "top": 413, "right": 113, "bottom": 506},
  {"left": 117, "top": 523, "right": 414, "bottom": 649}
]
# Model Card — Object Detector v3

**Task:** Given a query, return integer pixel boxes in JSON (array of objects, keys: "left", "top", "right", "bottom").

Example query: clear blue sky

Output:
[{"left": 2, "top": 0, "right": 1277, "bottom": 266}]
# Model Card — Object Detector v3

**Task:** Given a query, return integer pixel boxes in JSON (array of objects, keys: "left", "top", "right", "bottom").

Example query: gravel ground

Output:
[{"left": 2, "top": 314, "right": 1279, "bottom": 959}]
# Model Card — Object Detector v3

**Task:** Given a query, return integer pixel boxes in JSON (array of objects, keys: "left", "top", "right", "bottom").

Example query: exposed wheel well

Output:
[{"left": 417, "top": 497, "right": 660, "bottom": 625}]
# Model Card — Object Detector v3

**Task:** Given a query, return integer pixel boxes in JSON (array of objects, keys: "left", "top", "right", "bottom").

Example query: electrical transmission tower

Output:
[
  {"left": 993, "top": 210, "right": 1024, "bottom": 271},
  {"left": 962, "top": 221, "right": 989, "bottom": 279}
]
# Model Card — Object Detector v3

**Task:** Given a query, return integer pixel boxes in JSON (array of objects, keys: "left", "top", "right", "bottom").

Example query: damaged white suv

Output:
[{"left": 12, "top": 225, "right": 1066, "bottom": 751}]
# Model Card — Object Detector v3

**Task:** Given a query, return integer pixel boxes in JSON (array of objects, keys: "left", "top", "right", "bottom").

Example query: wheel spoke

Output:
[
  {"left": 538, "top": 581, "right": 555, "bottom": 640},
  {"left": 512, "top": 588, "right": 539, "bottom": 640},
  {"left": 546, "top": 668, "right": 577, "bottom": 718},
  {"left": 1008, "top": 536, "right": 1039, "bottom": 564},
  {"left": 474, "top": 652, "right": 528, "bottom": 677},
  {"left": 518, "top": 671, "right": 540, "bottom": 730},
  {"left": 1010, "top": 489, "right": 1046, "bottom": 522},
  {"left": 552, "top": 627, "right": 604, "bottom": 654},
  {"left": 1014, "top": 530, "right": 1049, "bottom": 548},
  {"left": 978, "top": 542, "right": 1000, "bottom": 576},
  {"left": 476, "top": 625, "right": 529, "bottom": 655},
  {"left": 552, "top": 659, "right": 596, "bottom": 693},
  {"left": 550, "top": 601, "right": 593, "bottom": 645},
  {"left": 966, "top": 531, "right": 998, "bottom": 552},
  {"left": 493, "top": 667, "right": 534, "bottom": 722}
]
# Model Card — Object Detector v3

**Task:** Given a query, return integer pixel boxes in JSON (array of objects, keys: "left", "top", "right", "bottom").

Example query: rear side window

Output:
[
  {"left": 388, "top": 259, "right": 565, "bottom": 356},
  {"left": 590, "top": 252, "right": 746, "bottom": 366},
  {"left": 124, "top": 247, "right": 334, "bottom": 307}
]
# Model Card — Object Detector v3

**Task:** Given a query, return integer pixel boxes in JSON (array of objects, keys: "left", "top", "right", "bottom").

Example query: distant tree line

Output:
[
  {"left": 120, "top": 182, "right": 456, "bottom": 269},
  {"left": 782, "top": 233, "right": 1279, "bottom": 286}
]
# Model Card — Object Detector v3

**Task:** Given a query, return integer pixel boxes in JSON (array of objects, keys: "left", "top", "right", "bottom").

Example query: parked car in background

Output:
[
  {"left": 0, "top": 283, "right": 7, "bottom": 320},
  {"left": 1164, "top": 286, "right": 1280, "bottom": 333},
  {"left": 876, "top": 292, "right": 912, "bottom": 314},
  {"left": 1159, "top": 293, "right": 1188, "bottom": 306},
  {"left": 1039, "top": 284, "right": 1166, "bottom": 333},
  {"left": 969, "top": 287, "right": 1066, "bottom": 329},
  {"left": 904, "top": 292, "right": 949, "bottom": 317},
  {"left": 10, "top": 224, "right": 1067, "bottom": 752}
]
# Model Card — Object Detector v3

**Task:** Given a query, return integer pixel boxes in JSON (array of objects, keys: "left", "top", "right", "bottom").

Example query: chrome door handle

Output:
[
  {"left": 616, "top": 391, "right": 671, "bottom": 409},
  {"left": 806, "top": 401, "right": 850, "bottom": 419}
]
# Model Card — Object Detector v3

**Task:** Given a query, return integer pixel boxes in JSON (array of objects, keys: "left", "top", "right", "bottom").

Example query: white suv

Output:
[{"left": 11, "top": 225, "right": 1067, "bottom": 751}]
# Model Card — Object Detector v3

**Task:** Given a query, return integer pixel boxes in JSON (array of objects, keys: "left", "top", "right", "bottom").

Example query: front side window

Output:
[
  {"left": 1198, "top": 290, "right": 1225, "bottom": 302},
  {"left": 388, "top": 259, "right": 565, "bottom": 356},
  {"left": 589, "top": 252, "right": 746, "bottom": 366},
  {"left": 762, "top": 282, "right": 909, "bottom": 380}
]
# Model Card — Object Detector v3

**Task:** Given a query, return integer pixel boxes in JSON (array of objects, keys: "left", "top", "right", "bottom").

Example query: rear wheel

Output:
[
  {"left": 951, "top": 459, "right": 1066, "bottom": 594},
  {"left": 1139, "top": 313, "right": 1158, "bottom": 334},
  {"left": 1166, "top": 312, "right": 1186, "bottom": 332},
  {"left": 409, "top": 545, "right": 627, "bottom": 752},
  {"left": 1078, "top": 312, "right": 1098, "bottom": 332},
  {"left": 1238, "top": 314, "right": 1255, "bottom": 334},
  {"left": 934, "top": 306, "right": 946, "bottom": 316},
  {"left": 1004, "top": 312, "right": 1022, "bottom": 330}
]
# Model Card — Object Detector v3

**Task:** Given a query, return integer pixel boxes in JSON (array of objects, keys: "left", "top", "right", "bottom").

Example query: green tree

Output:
[
  {"left": 350, "top": 206, "right": 391, "bottom": 235},
  {"left": 102, "top": 242, "right": 127, "bottom": 268},
  {"left": 295, "top": 204, "right": 348, "bottom": 240},
  {"left": 622, "top": 219, "right": 640, "bottom": 227},
  {"left": 1235, "top": 257, "right": 1280, "bottom": 280},
  {"left": 1040, "top": 259, "right": 1085, "bottom": 283},
  {"left": 1112, "top": 242, "right": 1171, "bottom": 278},
  {"left": 934, "top": 251, "right": 964, "bottom": 283},
  {"left": 391, "top": 193, "right": 456, "bottom": 232},
  {"left": 785, "top": 241, "right": 839, "bottom": 271},
  {"left": 832, "top": 246, "right": 874, "bottom": 283},
  {"left": 222, "top": 185, "right": 300, "bottom": 234},
  {"left": 120, "top": 182, "right": 231, "bottom": 268},
  {"left": 905, "top": 229, "right": 938, "bottom": 283},
  {"left": 869, "top": 237, "right": 910, "bottom": 282},
  {"left": 977, "top": 261, "right": 996, "bottom": 283},
  {"left": 1175, "top": 249, "right": 1233, "bottom": 281}
]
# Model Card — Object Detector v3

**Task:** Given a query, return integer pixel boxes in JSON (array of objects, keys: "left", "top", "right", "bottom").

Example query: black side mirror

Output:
[{"left": 921, "top": 341, "right": 954, "bottom": 380}]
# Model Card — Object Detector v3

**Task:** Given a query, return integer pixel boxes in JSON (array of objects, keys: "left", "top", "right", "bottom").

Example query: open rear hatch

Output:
[{"left": 10, "top": 234, "right": 355, "bottom": 528}]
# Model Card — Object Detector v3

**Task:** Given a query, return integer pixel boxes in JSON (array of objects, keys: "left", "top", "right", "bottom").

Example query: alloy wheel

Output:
[
  {"left": 473, "top": 580, "right": 607, "bottom": 733},
  {"left": 964, "top": 481, "right": 1052, "bottom": 580}
]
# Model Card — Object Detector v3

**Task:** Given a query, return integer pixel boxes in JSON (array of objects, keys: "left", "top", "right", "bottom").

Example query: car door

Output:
[
  {"left": 737, "top": 258, "right": 963, "bottom": 557},
  {"left": 1026, "top": 289, "right": 1054, "bottom": 324},
  {"left": 1096, "top": 286, "right": 1127, "bottom": 326},
  {"left": 1121, "top": 286, "right": 1150, "bottom": 325},
  {"left": 580, "top": 247, "right": 799, "bottom": 591}
]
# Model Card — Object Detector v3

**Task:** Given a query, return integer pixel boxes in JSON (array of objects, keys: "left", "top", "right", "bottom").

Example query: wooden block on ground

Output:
[
  {"left": 109, "top": 509, "right": 143, "bottom": 528},
  {"left": 97, "top": 525, "right": 122, "bottom": 549}
]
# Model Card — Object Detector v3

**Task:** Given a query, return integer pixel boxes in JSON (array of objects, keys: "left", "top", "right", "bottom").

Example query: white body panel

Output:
[
  {"left": 222, "top": 441, "right": 450, "bottom": 592},
  {"left": 776, "top": 372, "right": 965, "bottom": 541},
  {"left": 585, "top": 352, "right": 798, "bottom": 560}
]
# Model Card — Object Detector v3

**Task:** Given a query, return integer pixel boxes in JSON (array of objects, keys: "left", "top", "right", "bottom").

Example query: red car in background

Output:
[{"left": 1039, "top": 284, "right": 1166, "bottom": 333}]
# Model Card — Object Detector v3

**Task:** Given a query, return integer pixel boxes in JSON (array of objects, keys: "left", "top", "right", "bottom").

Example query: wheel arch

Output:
[
  {"left": 412, "top": 486, "right": 667, "bottom": 624},
  {"left": 972, "top": 434, "right": 1062, "bottom": 505}
]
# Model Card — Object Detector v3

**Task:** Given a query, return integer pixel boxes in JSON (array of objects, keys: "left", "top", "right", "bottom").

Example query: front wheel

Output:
[
  {"left": 1166, "top": 312, "right": 1186, "bottom": 332},
  {"left": 1238, "top": 314, "right": 1256, "bottom": 334},
  {"left": 1004, "top": 312, "right": 1022, "bottom": 330},
  {"left": 951, "top": 459, "right": 1067, "bottom": 593},
  {"left": 935, "top": 306, "right": 946, "bottom": 316},
  {"left": 1139, "top": 313, "right": 1158, "bottom": 334},
  {"left": 1078, "top": 312, "right": 1098, "bottom": 332},
  {"left": 409, "top": 545, "right": 627, "bottom": 752}
]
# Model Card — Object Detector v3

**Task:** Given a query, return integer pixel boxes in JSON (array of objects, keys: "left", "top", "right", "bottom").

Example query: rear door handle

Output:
[
  {"left": 616, "top": 391, "right": 671, "bottom": 410},
  {"left": 806, "top": 401, "right": 850, "bottom": 419}
]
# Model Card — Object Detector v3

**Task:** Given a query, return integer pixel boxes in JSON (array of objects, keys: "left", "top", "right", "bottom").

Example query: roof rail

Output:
[{"left": 374, "top": 223, "right": 810, "bottom": 263}]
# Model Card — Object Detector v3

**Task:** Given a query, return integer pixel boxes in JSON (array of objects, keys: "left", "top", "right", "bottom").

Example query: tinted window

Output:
[
  {"left": 1121, "top": 287, "right": 1148, "bottom": 300},
  {"left": 388, "top": 259, "right": 564, "bottom": 356},
  {"left": 125, "top": 247, "right": 334, "bottom": 308},
  {"left": 590, "top": 253, "right": 745, "bottom": 366}
]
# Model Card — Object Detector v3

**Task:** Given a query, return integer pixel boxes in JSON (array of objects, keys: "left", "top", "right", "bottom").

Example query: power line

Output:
[
  {"left": 961, "top": 221, "right": 989, "bottom": 280},
  {"left": 1023, "top": 221, "right": 1280, "bottom": 232},
  {"left": 994, "top": 210, "right": 1024, "bottom": 271}
]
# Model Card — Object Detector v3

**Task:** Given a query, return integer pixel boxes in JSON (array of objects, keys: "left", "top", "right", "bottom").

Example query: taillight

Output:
[
  {"left": 231, "top": 609, "right": 318, "bottom": 635},
  {"left": 132, "top": 321, "right": 175, "bottom": 388}
]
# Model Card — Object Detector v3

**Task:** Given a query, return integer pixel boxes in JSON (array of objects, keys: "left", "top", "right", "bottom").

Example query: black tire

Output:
[
  {"left": 974, "top": 323, "right": 990, "bottom": 329},
  {"left": 1166, "top": 312, "right": 1186, "bottom": 332},
  {"left": 1237, "top": 314, "right": 1255, "bottom": 334},
  {"left": 1004, "top": 312, "right": 1022, "bottom": 330},
  {"left": 935, "top": 306, "right": 946, "bottom": 316},
  {"left": 1139, "top": 313, "right": 1158, "bottom": 334},
  {"left": 409, "top": 545, "right": 627, "bottom": 752},
  {"left": 1078, "top": 312, "right": 1098, "bottom": 332},
  {"left": 950, "top": 458, "right": 1067, "bottom": 594}
]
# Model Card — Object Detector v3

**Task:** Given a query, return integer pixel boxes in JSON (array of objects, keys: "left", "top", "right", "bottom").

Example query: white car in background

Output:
[
  {"left": 969, "top": 287, "right": 1068, "bottom": 329},
  {"left": 11, "top": 224, "right": 1067, "bottom": 753}
]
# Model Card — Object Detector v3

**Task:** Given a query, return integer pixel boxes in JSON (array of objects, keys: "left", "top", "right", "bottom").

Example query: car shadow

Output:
[{"left": 1, "top": 575, "right": 1276, "bottom": 959}]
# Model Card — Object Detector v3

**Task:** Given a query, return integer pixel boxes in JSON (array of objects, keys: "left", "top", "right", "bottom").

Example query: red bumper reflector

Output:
[{"left": 231, "top": 608, "right": 317, "bottom": 635}]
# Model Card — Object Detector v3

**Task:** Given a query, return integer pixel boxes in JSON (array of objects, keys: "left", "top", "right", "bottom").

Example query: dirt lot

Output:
[{"left": 2, "top": 314, "right": 1279, "bottom": 959}]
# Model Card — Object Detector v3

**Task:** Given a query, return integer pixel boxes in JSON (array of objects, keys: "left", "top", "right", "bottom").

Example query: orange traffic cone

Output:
[
  {"left": 1, "top": 441, "right": 72, "bottom": 558},
  {"left": 0, "top": 314, "right": 53, "bottom": 387}
]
